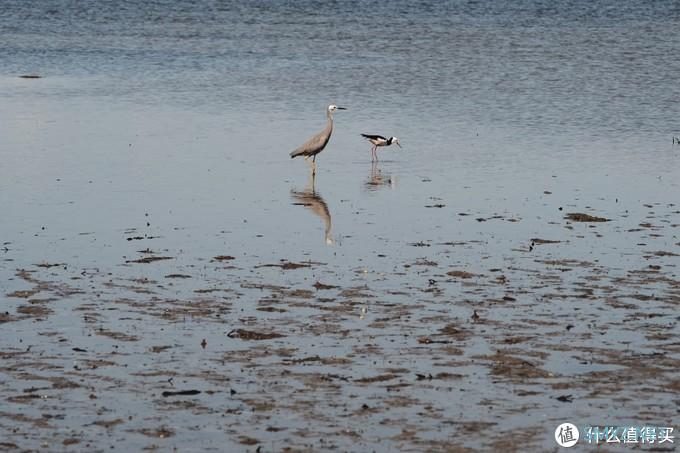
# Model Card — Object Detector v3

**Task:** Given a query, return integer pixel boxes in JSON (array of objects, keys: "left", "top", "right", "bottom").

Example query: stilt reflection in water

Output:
[{"left": 364, "top": 161, "right": 396, "bottom": 192}]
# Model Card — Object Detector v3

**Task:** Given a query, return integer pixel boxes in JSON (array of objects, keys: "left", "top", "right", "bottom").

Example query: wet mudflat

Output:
[{"left": 1, "top": 162, "right": 679, "bottom": 451}]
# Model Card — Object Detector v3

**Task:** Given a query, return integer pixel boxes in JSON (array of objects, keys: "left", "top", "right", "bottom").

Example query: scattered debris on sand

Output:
[{"left": 565, "top": 212, "right": 609, "bottom": 222}]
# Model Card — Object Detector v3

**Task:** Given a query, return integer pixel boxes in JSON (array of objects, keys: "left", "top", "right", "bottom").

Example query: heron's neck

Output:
[{"left": 326, "top": 110, "right": 333, "bottom": 121}]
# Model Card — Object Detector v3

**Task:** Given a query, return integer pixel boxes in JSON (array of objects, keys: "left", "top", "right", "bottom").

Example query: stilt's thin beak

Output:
[
  {"left": 396, "top": 141, "right": 402, "bottom": 148},
  {"left": 336, "top": 107, "right": 347, "bottom": 110}
]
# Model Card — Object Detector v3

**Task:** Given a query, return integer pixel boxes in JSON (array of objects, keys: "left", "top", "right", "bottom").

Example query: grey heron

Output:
[
  {"left": 290, "top": 104, "right": 346, "bottom": 175},
  {"left": 361, "top": 134, "right": 401, "bottom": 161}
]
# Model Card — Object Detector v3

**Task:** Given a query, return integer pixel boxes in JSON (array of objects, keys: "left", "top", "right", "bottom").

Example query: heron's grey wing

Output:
[
  {"left": 361, "top": 134, "right": 386, "bottom": 140},
  {"left": 290, "top": 123, "right": 333, "bottom": 158}
]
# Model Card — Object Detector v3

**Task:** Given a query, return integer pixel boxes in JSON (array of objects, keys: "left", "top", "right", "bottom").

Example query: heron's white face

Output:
[{"left": 327, "top": 104, "right": 346, "bottom": 113}]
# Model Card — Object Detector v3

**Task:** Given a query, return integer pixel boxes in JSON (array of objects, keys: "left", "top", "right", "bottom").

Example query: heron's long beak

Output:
[{"left": 336, "top": 107, "right": 347, "bottom": 110}]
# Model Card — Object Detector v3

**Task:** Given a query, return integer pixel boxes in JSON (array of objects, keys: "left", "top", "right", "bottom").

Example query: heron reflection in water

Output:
[
  {"left": 364, "top": 161, "right": 396, "bottom": 192},
  {"left": 291, "top": 174, "right": 334, "bottom": 245}
]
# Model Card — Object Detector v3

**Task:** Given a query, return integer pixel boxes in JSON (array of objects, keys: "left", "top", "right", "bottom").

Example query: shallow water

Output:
[{"left": 1, "top": 1, "right": 680, "bottom": 451}]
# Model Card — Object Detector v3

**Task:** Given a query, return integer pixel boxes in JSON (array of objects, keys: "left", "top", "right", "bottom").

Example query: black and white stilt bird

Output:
[
  {"left": 290, "top": 104, "right": 347, "bottom": 175},
  {"left": 361, "top": 134, "right": 401, "bottom": 161}
]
